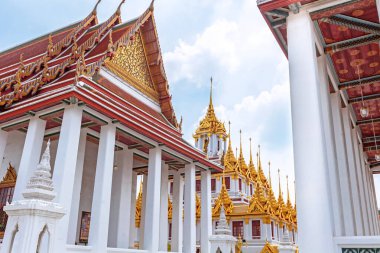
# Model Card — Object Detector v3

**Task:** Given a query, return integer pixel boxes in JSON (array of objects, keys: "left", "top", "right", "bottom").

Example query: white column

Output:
[
  {"left": 159, "top": 163, "right": 169, "bottom": 251},
  {"left": 0, "top": 130, "right": 8, "bottom": 168},
  {"left": 13, "top": 117, "right": 46, "bottom": 201},
  {"left": 52, "top": 106, "right": 83, "bottom": 248},
  {"left": 287, "top": 10, "right": 335, "bottom": 252},
  {"left": 369, "top": 173, "right": 380, "bottom": 234},
  {"left": 364, "top": 165, "right": 375, "bottom": 235},
  {"left": 172, "top": 170, "right": 184, "bottom": 252},
  {"left": 88, "top": 124, "right": 116, "bottom": 252},
  {"left": 352, "top": 129, "right": 369, "bottom": 235},
  {"left": 68, "top": 129, "right": 87, "bottom": 244},
  {"left": 359, "top": 146, "right": 374, "bottom": 235},
  {"left": 330, "top": 93, "right": 355, "bottom": 235},
  {"left": 143, "top": 147, "right": 162, "bottom": 252},
  {"left": 342, "top": 108, "right": 363, "bottom": 235},
  {"left": 183, "top": 163, "right": 196, "bottom": 253},
  {"left": 201, "top": 170, "right": 212, "bottom": 253},
  {"left": 114, "top": 150, "right": 134, "bottom": 248},
  {"left": 129, "top": 171, "right": 138, "bottom": 248},
  {"left": 317, "top": 56, "right": 344, "bottom": 236}
]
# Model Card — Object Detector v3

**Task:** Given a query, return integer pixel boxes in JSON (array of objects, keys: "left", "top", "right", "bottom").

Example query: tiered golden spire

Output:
[
  {"left": 224, "top": 122, "right": 238, "bottom": 172},
  {"left": 238, "top": 130, "right": 249, "bottom": 179},
  {"left": 193, "top": 77, "right": 226, "bottom": 139},
  {"left": 248, "top": 138, "right": 258, "bottom": 182},
  {"left": 135, "top": 182, "right": 143, "bottom": 228},
  {"left": 213, "top": 171, "right": 233, "bottom": 216}
]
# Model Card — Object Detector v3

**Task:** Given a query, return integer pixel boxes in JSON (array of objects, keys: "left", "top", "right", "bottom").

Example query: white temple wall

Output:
[{"left": 0, "top": 130, "right": 25, "bottom": 177}]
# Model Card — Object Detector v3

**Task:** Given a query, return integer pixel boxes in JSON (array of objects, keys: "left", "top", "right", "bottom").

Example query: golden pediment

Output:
[
  {"left": 106, "top": 31, "right": 158, "bottom": 102},
  {"left": 260, "top": 241, "right": 279, "bottom": 253},
  {"left": 0, "top": 163, "right": 17, "bottom": 187}
]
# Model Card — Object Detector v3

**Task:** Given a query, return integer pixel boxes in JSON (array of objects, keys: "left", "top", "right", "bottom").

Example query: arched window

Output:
[
  {"left": 37, "top": 225, "right": 50, "bottom": 253},
  {"left": 0, "top": 164, "right": 17, "bottom": 239}
]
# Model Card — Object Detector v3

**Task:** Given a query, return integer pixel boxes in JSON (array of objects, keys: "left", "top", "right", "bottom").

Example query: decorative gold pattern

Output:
[
  {"left": 105, "top": 31, "right": 158, "bottom": 102},
  {"left": 260, "top": 241, "right": 279, "bottom": 253},
  {"left": 135, "top": 183, "right": 143, "bottom": 228}
]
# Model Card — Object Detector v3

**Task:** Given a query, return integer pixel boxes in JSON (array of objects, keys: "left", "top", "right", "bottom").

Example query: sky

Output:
[{"left": 0, "top": 0, "right": 379, "bottom": 206}]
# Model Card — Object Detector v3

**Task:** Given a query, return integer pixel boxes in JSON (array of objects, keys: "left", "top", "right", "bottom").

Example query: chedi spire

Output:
[{"left": 23, "top": 140, "right": 56, "bottom": 201}]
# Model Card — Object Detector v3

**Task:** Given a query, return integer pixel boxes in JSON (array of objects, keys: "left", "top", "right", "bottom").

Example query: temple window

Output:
[
  {"left": 232, "top": 221, "right": 244, "bottom": 238},
  {"left": 168, "top": 223, "right": 172, "bottom": 240},
  {"left": 250, "top": 184, "right": 253, "bottom": 195},
  {"left": 271, "top": 221, "right": 275, "bottom": 240},
  {"left": 196, "top": 180, "right": 201, "bottom": 192},
  {"left": 238, "top": 178, "right": 242, "bottom": 191},
  {"left": 170, "top": 182, "right": 173, "bottom": 194},
  {"left": 225, "top": 177, "right": 230, "bottom": 190},
  {"left": 211, "top": 179, "right": 216, "bottom": 192},
  {"left": 251, "top": 220, "right": 261, "bottom": 239}
]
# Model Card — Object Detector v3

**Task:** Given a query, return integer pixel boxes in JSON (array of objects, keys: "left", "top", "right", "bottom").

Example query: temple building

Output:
[
  {"left": 257, "top": 0, "right": 380, "bottom": 252},
  {"left": 0, "top": 1, "right": 223, "bottom": 252},
  {"left": 192, "top": 81, "right": 298, "bottom": 253}
]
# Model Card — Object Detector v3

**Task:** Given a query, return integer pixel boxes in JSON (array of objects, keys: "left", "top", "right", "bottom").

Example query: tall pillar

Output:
[
  {"left": 172, "top": 170, "right": 184, "bottom": 252},
  {"left": 118, "top": 150, "right": 134, "bottom": 247},
  {"left": 364, "top": 165, "right": 375, "bottom": 235},
  {"left": 183, "top": 163, "right": 196, "bottom": 253},
  {"left": 13, "top": 117, "right": 46, "bottom": 201},
  {"left": 88, "top": 124, "right": 116, "bottom": 252},
  {"left": 52, "top": 106, "right": 83, "bottom": 248},
  {"left": 342, "top": 108, "right": 364, "bottom": 235},
  {"left": 352, "top": 130, "right": 369, "bottom": 235},
  {"left": 359, "top": 147, "right": 374, "bottom": 235},
  {"left": 129, "top": 171, "right": 138, "bottom": 248},
  {"left": 67, "top": 129, "right": 87, "bottom": 244},
  {"left": 201, "top": 169, "right": 212, "bottom": 253},
  {"left": 369, "top": 173, "right": 380, "bottom": 234},
  {"left": 287, "top": 10, "right": 335, "bottom": 252},
  {"left": 317, "top": 56, "right": 344, "bottom": 236},
  {"left": 143, "top": 147, "right": 162, "bottom": 252},
  {"left": 159, "top": 163, "right": 169, "bottom": 251},
  {"left": 330, "top": 93, "right": 355, "bottom": 235}
]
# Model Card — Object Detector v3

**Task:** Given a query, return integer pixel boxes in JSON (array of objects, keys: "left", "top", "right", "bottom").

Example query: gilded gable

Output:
[{"left": 105, "top": 31, "right": 158, "bottom": 102}]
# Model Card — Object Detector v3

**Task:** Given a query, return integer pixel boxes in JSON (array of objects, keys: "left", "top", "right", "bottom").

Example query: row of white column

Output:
[
  {"left": 287, "top": 9, "right": 380, "bottom": 253},
  {"left": 1, "top": 105, "right": 213, "bottom": 253}
]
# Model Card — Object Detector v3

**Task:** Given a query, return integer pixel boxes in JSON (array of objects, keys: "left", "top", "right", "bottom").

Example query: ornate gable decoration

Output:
[
  {"left": 260, "top": 241, "right": 279, "bottom": 253},
  {"left": 105, "top": 31, "right": 158, "bottom": 102},
  {"left": 1, "top": 164, "right": 17, "bottom": 187}
]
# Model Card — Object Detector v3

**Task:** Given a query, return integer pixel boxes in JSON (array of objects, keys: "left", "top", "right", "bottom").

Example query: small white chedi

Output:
[
  {"left": 1, "top": 140, "right": 65, "bottom": 253},
  {"left": 209, "top": 204, "right": 237, "bottom": 253}
]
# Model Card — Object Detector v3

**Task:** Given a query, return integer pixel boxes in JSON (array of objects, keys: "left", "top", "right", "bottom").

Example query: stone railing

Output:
[{"left": 335, "top": 236, "right": 380, "bottom": 253}]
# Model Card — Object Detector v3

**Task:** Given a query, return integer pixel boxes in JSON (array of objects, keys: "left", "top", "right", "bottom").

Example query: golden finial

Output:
[
  {"left": 210, "top": 76, "right": 213, "bottom": 106},
  {"left": 268, "top": 161, "right": 272, "bottom": 186},
  {"left": 235, "top": 147, "right": 238, "bottom": 158},
  {"left": 239, "top": 130, "right": 242, "bottom": 156},
  {"left": 286, "top": 175, "right": 290, "bottom": 202},
  {"left": 249, "top": 138, "right": 253, "bottom": 164}
]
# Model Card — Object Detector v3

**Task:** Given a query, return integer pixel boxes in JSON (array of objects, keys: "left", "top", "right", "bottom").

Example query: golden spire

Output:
[
  {"left": 223, "top": 121, "right": 237, "bottom": 172},
  {"left": 235, "top": 147, "right": 238, "bottom": 158},
  {"left": 248, "top": 138, "right": 257, "bottom": 181},
  {"left": 286, "top": 175, "right": 293, "bottom": 208},
  {"left": 268, "top": 161, "right": 272, "bottom": 186},
  {"left": 135, "top": 181, "right": 143, "bottom": 228},
  {"left": 257, "top": 145, "right": 268, "bottom": 187},
  {"left": 210, "top": 76, "right": 213, "bottom": 107},
  {"left": 193, "top": 78, "right": 226, "bottom": 139},
  {"left": 277, "top": 169, "right": 285, "bottom": 206}
]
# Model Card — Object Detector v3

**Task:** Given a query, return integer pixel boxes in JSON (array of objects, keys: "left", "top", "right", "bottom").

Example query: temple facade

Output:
[{"left": 0, "top": 1, "right": 223, "bottom": 253}]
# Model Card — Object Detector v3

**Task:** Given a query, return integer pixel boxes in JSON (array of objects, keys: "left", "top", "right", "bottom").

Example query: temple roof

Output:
[{"left": 0, "top": 0, "right": 223, "bottom": 172}]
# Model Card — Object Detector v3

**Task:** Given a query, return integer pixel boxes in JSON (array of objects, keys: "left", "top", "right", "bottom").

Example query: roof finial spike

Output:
[
  {"left": 286, "top": 175, "right": 290, "bottom": 203},
  {"left": 249, "top": 138, "right": 253, "bottom": 164},
  {"left": 235, "top": 147, "right": 238, "bottom": 158},
  {"left": 210, "top": 76, "right": 213, "bottom": 107},
  {"left": 92, "top": 0, "right": 102, "bottom": 14},
  {"left": 239, "top": 130, "right": 243, "bottom": 156},
  {"left": 278, "top": 168, "right": 282, "bottom": 197},
  {"left": 268, "top": 161, "right": 272, "bottom": 186},
  {"left": 116, "top": 0, "right": 126, "bottom": 15}
]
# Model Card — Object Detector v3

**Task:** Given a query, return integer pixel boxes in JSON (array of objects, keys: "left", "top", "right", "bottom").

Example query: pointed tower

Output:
[{"left": 193, "top": 78, "right": 227, "bottom": 160}]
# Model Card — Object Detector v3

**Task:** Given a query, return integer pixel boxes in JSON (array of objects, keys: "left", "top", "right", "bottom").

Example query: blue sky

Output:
[{"left": 1, "top": 0, "right": 379, "bottom": 205}]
